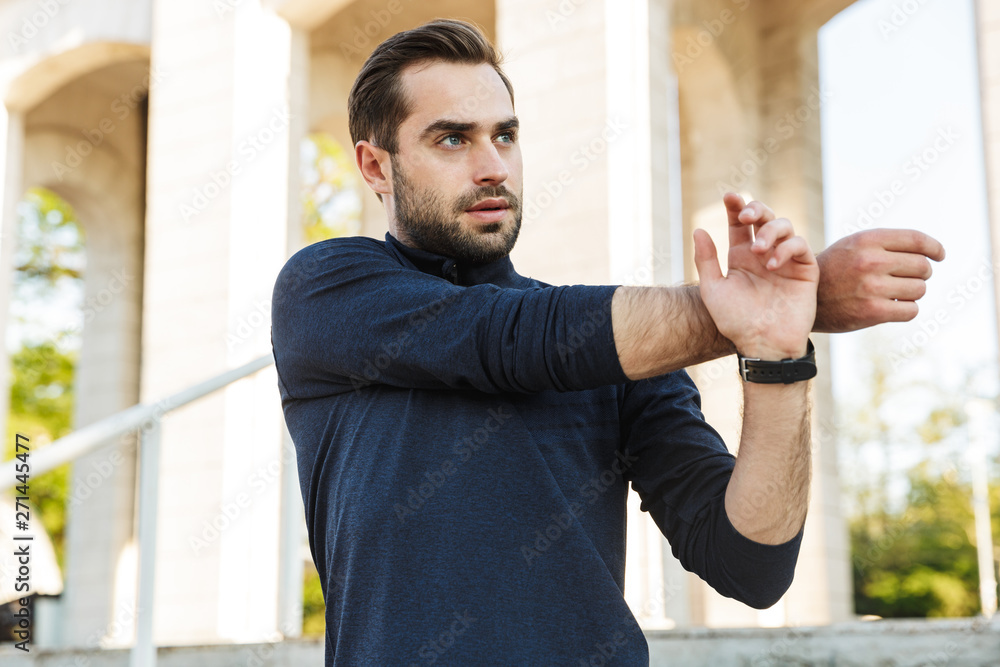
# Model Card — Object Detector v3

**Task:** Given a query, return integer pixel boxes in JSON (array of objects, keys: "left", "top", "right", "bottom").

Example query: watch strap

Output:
[{"left": 737, "top": 339, "right": 817, "bottom": 384}]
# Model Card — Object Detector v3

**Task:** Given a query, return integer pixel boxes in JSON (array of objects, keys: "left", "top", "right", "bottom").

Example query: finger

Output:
[
  {"left": 693, "top": 229, "right": 723, "bottom": 284},
  {"left": 874, "top": 298, "right": 920, "bottom": 324},
  {"left": 887, "top": 253, "right": 934, "bottom": 280},
  {"left": 767, "top": 235, "right": 814, "bottom": 271},
  {"left": 738, "top": 200, "right": 777, "bottom": 228},
  {"left": 875, "top": 229, "right": 946, "bottom": 262},
  {"left": 723, "top": 192, "right": 754, "bottom": 248},
  {"left": 751, "top": 218, "right": 794, "bottom": 255},
  {"left": 880, "top": 276, "right": 929, "bottom": 301}
]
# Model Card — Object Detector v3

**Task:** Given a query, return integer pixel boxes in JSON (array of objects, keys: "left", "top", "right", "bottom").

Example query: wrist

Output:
[{"left": 735, "top": 340, "right": 808, "bottom": 361}]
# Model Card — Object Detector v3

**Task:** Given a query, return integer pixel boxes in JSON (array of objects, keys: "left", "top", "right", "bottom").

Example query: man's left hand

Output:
[
  {"left": 729, "top": 195, "right": 946, "bottom": 334},
  {"left": 694, "top": 192, "right": 819, "bottom": 361}
]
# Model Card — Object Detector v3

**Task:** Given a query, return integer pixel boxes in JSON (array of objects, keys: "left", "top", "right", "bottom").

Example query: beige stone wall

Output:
[{"left": 499, "top": 0, "right": 614, "bottom": 284}]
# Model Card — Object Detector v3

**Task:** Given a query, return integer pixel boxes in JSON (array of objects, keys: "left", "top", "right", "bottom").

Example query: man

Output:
[{"left": 270, "top": 19, "right": 944, "bottom": 665}]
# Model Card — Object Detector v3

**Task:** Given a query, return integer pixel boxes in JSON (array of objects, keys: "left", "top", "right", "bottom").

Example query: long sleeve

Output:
[
  {"left": 619, "top": 370, "right": 804, "bottom": 609},
  {"left": 270, "top": 237, "right": 630, "bottom": 399}
]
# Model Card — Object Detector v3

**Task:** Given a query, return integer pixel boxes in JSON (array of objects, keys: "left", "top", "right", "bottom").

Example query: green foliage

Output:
[
  {"left": 851, "top": 463, "right": 999, "bottom": 618},
  {"left": 301, "top": 133, "right": 362, "bottom": 244},
  {"left": 4, "top": 339, "right": 77, "bottom": 571},
  {"left": 840, "top": 331, "right": 999, "bottom": 618},
  {"left": 918, "top": 407, "right": 966, "bottom": 446},
  {"left": 14, "top": 187, "right": 85, "bottom": 289},
  {"left": 4, "top": 188, "right": 83, "bottom": 572},
  {"left": 302, "top": 562, "right": 326, "bottom": 637}
]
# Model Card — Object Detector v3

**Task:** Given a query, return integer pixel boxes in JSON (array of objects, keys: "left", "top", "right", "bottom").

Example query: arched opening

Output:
[{"left": 8, "top": 50, "right": 150, "bottom": 647}]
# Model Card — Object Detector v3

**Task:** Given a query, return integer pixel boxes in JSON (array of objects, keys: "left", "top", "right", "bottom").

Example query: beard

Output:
[{"left": 391, "top": 158, "right": 522, "bottom": 265}]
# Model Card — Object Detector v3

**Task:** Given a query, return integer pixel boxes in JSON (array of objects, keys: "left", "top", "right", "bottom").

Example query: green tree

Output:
[
  {"left": 14, "top": 187, "right": 85, "bottom": 286},
  {"left": 851, "top": 462, "right": 999, "bottom": 617},
  {"left": 4, "top": 187, "right": 84, "bottom": 571},
  {"left": 301, "top": 133, "right": 362, "bottom": 244},
  {"left": 302, "top": 563, "right": 326, "bottom": 637},
  {"left": 4, "top": 339, "right": 77, "bottom": 569},
  {"left": 841, "top": 331, "right": 999, "bottom": 618}
]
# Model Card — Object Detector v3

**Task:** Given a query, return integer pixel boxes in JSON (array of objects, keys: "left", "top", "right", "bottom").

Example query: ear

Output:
[{"left": 355, "top": 140, "right": 392, "bottom": 199}]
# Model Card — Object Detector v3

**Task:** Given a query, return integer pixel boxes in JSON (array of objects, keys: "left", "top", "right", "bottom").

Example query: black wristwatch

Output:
[{"left": 737, "top": 339, "right": 817, "bottom": 384}]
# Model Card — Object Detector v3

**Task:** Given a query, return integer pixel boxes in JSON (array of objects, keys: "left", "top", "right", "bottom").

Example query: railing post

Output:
[
  {"left": 131, "top": 420, "right": 162, "bottom": 667},
  {"left": 967, "top": 399, "right": 998, "bottom": 618},
  {"left": 277, "top": 426, "right": 304, "bottom": 637}
]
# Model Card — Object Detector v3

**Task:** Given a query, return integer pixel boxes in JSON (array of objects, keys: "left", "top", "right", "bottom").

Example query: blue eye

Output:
[
  {"left": 440, "top": 135, "right": 462, "bottom": 146},
  {"left": 497, "top": 132, "right": 515, "bottom": 143}
]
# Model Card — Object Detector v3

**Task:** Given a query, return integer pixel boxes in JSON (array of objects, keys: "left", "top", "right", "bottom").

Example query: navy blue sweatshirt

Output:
[{"left": 270, "top": 232, "right": 803, "bottom": 666}]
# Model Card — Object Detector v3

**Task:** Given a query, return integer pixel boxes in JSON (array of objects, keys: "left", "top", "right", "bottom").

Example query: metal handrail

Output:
[
  {"left": 0, "top": 353, "right": 275, "bottom": 488},
  {"left": 1, "top": 352, "right": 277, "bottom": 667}
]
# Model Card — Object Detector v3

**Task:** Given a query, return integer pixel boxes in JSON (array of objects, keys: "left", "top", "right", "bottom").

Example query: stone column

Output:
[
  {"left": 756, "top": 6, "right": 851, "bottom": 625},
  {"left": 498, "top": 0, "right": 613, "bottom": 282},
  {"left": 143, "top": 0, "right": 294, "bottom": 644},
  {"left": 672, "top": 0, "right": 770, "bottom": 628}
]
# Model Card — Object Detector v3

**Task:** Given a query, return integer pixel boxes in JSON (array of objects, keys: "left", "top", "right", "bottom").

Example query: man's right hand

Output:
[{"left": 814, "top": 229, "right": 946, "bottom": 333}]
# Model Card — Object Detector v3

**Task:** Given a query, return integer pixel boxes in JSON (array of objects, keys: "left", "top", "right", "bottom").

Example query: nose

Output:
[{"left": 472, "top": 142, "right": 509, "bottom": 186}]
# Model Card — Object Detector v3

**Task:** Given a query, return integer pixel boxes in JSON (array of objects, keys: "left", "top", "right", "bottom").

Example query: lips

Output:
[{"left": 466, "top": 198, "right": 510, "bottom": 213}]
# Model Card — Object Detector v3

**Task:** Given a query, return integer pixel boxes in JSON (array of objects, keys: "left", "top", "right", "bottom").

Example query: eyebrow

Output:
[{"left": 419, "top": 116, "right": 519, "bottom": 141}]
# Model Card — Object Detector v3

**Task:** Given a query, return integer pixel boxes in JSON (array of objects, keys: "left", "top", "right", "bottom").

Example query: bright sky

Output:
[{"left": 819, "top": 0, "right": 998, "bottom": 499}]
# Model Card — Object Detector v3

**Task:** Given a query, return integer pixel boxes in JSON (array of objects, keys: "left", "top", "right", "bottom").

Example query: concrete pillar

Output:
[
  {"left": 498, "top": 0, "right": 613, "bottom": 282},
  {"left": 608, "top": 0, "right": 690, "bottom": 629},
  {"left": 144, "top": 0, "right": 292, "bottom": 644},
  {"left": 756, "top": 6, "right": 851, "bottom": 626},
  {"left": 673, "top": 0, "right": 768, "bottom": 629},
  {"left": 276, "top": 24, "right": 311, "bottom": 641}
]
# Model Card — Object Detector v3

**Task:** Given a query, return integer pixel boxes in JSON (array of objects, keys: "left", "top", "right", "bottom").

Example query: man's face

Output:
[{"left": 385, "top": 60, "right": 523, "bottom": 264}]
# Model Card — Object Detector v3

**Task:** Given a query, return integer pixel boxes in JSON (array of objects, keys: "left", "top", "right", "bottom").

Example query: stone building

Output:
[{"left": 0, "top": 0, "right": 997, "bottom": 658}]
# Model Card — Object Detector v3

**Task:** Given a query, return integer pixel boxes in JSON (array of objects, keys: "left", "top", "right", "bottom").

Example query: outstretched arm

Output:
[{"left": 612, "top": 197, "right": 945, "bottom": 380}]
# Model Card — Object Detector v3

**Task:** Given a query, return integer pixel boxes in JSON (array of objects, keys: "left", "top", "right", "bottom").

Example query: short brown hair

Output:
[{"left": 348, "top": 18, "right": 515, "bottom": 156}]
